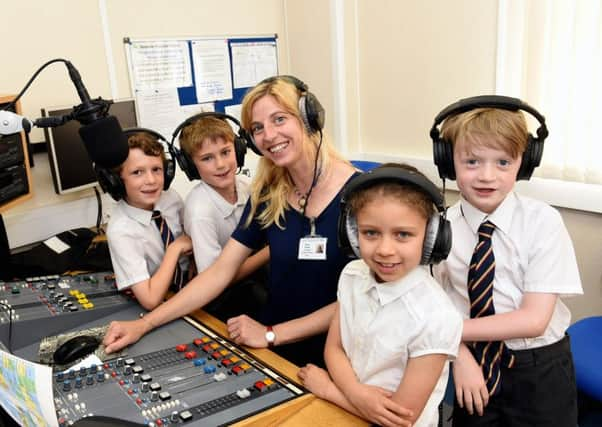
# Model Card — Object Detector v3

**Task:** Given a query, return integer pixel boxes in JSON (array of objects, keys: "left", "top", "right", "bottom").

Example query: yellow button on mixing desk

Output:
[{"left": 82, "top": 302, "right": 94, "bottom": 309}]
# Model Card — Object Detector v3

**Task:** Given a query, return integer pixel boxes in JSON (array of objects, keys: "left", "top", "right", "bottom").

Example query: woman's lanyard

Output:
[{"left": 298, "top": 216, "right": 327, "bottom": 260}]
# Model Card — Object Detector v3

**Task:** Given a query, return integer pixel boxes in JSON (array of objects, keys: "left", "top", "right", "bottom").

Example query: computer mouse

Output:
[
  {"left": 71, "top": 415, "right": 145, "bottom": 427},
  {"left": 53, "top": 335, "right": 100, "bottom": 365},
  {"left": 73, "top": 415, "right": 144, "bottom": 427}
]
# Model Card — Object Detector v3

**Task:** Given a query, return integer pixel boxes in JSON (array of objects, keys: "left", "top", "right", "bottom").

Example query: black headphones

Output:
[
  {"left": 95, "top": 128, "right": 175, "bottom": 201},
  {"left": 246, "top": 75, "right": 325, "bottom": 155},
  {"left": 168, "top": 112, "right": 250, "bottom": 181},
  {"left": 430, "top": 95, "right": 548, "bottom": 181},
  {"left": 338, "top": 167, "right": 452, "bottom": 265}
]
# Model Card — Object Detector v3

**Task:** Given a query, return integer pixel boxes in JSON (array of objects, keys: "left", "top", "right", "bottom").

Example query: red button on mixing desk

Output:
[
  {"left": 184, "top": 351, "right": 197, "bottom": 360},
  {"left": 175, "top": 344, "right": 188, "bottom": 352},
  {"left": 193, "top": 338, "right": 203, "bottom": 346}
]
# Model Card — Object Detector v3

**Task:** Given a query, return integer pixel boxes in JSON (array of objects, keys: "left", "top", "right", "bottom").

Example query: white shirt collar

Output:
[
  {"left": 362, "top": 265, "right": 429, "bottom": 306},
  {"left": 459, "top": 192, "right": 517, "bottom": 235},
  {"left": 120, "top": 200, "right": 154, "bottom": 226}
]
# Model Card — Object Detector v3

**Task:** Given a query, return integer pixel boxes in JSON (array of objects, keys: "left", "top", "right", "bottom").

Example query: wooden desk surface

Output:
[{"left": 189, "top": 309, "right": 368, "bottom": 427}]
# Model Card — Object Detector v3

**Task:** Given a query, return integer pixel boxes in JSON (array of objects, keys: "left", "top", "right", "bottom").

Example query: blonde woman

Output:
[{"left": 104, "top": 76, "right": 357, "bottom": 367}]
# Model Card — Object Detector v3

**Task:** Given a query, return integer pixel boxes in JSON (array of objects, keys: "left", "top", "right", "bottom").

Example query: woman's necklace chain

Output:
[{"left": 293, "top": 165, "right": 323, "bottom": 208}]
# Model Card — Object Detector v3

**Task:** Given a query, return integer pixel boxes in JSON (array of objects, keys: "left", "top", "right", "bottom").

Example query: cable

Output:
[
  {"left": 94, "top": 186, "right": 103, "bottom": 235},
  {"left": 1, "top": 58, "right": 69, "bottom": 112},
  {"left": 301, "top": 129, "right": 324, "bottom": 218},
  {"left": 0, "top": 302, "right": 14, "bottom": 354}
]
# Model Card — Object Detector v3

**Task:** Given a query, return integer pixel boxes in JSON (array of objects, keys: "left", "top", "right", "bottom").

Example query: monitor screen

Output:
[{"left": 43, "top": 99, "right": 138, "bottom": 194}]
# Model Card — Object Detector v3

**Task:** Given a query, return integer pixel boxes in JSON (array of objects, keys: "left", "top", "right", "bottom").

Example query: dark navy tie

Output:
[
  {"left": 152, "top": 210, "right": 184, "bottom": 292},
  {"left": 468, "top": 221, "right": 515, "bottom": 396}
]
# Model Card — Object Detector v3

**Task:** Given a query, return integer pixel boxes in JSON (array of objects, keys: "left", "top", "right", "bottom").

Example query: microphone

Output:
[
  {"left": 0, "top": 61, "right": 129, "bottom": 168},
  {"left": 0, "top": 110, "right": 33, "bottom": 135},
  {"left": 65, "top": 62, "right": 128, "bottom": 169}
]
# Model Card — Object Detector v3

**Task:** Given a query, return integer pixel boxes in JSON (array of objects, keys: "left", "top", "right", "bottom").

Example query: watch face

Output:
[{"left": 266, "top": 331, "right": 276, "bottom": 343}]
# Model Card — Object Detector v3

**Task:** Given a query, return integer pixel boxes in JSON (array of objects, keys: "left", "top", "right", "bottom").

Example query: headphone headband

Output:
[
  {"left": 259, "top": 74, "right": 309, "bottom": 93},
  {"left": 430, "top": 95, "right": 548, "bottom": 181},
  {"left": 168, "top": 111, "right": 249, "bottom": 181},
  {"left": 341, "top": 167, "right": 446, "bottom": 213},
  {"left": 430, "top": 95, "right": 548, "bottom": 142},
  {"left": 338, "top": 166, "right": 452, "bottom": 265}
]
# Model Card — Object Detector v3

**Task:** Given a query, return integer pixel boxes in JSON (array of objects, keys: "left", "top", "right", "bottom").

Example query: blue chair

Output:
[
  {"left": 350, "top": 160, "right": 381, "bottom": 172},
  {"left": 568, "top": 316, "right": 602, "bottom": 402}
]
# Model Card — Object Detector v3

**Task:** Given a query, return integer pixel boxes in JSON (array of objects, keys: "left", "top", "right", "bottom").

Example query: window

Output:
[{"left": 497, "top": 0, "right": 602, "bottom": 185}]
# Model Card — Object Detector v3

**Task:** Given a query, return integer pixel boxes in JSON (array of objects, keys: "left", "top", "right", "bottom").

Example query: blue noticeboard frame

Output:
[{"left": 124, "top": 35, "right": 278, "bottom": 137}]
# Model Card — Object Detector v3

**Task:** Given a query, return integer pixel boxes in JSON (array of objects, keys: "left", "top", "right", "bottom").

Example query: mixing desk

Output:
[
  {"left": 0, "top": 272, "right": 130, "bottom": 350},
  {"left": 4, "top": 279, "right": 306, "bottom": 427},
  {"left": 49, "top": 317, "right": 304, "bottom": 426}
]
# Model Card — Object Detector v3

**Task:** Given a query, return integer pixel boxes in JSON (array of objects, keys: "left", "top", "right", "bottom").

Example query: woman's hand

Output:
[
  {"left": 226, "top": 314, "right": 269, "bottom": 347},
  {"left": 103, "top": 318, "right": 151, "bottom": 354}
]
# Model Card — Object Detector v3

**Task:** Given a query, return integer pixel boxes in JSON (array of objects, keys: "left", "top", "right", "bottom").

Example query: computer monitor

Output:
[{"left": 43, "top": 99, "right": 138, "bottom": 194}]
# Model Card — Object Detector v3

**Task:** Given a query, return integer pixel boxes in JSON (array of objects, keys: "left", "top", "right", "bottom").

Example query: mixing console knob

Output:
[
  {"left": 57, "top": 372, "right": 64, "bottom": 382},
  {"left": 132, "top": 374, "right": 140, "bottom": 383},
  {"left": 116, "top": 357, "right": 124, "bottom": 367},
  {"left": 86, "top": 375, "right": 94, "bottom": 385},
  {"left": 150, "top": 391, "right": 159, "bottom": 402},
  {"left": 170, "top": 412, "right": 179, "bottom": 422},
  {"left": 75, "top": 377, "right": 83, "bottom": 388},
  {"left": 96, "top": 372, "right": 105, "bottom": 382},
  {"left": 67, "top": 370, "right": 76, "bottom": 379},
  {"left": 141, "top": 382, "right": 150, "bottom": 392},
  {"left": 62, "top": 381, "right": 71, "bottom": 392},
  {"left": 123, "top": 365, "right": 132, "bottom": 375}
]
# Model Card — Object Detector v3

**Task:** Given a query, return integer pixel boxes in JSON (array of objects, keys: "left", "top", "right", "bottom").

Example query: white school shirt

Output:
[
  {"left": 107, "top": 189, "right": 187, "bottom": 290},
  {"left": 433, "top": 192, "right": 583, "bottom": 350},
  {"left": 338, "top": 260, "right": 462, "bottom": 427},
  {"left": 183, "top": 175, "right": 250, "bottom": 273}
]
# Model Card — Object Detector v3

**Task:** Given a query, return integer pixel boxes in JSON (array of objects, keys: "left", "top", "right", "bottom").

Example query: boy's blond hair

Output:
[
  {"left": 179, "top": 116, "right": 235, "bottom": 156},
  {"left": 440, "top": 108, "right": 529, "bottom": 158},
  {"left": 240, "top": 77, "right": 349, "bottom": 229}
]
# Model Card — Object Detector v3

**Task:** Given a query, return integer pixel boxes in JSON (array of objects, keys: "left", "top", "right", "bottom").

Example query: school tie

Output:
[
  {"left": 467, "top": 221, "right": 515, "bottom": 396},
  {"left": 152, "top": 210, "right": 185, "bottom": 292}
]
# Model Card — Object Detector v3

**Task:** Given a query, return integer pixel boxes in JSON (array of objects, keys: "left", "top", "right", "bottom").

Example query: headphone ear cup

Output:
[
  {"left": 299, "top": 92, "right": 325, "bottom": 134},
  {"left": 172, "top": 145, "right": 200, "bottom": 181},
  {"left": 517, "top": 135, "right": 544, "bottom": 180},
  {"left": 421, "top": 214, "right": 440, "bottom": 265},
  {"left": 240, "top": 128, "right": 262, "bottom": 156},
  {"left": 234, "top": 136, "right": 247, "bottom": 168},
  {"left": 425, "top": 216, "right": 452, "bottom": 265},
  {"left": 94, "top": 165, "right": 125, "bottom": 201},
  {"left": 163, "top": 157, "right": 176, "bottom": 189},
  {"left": 433, "top": 137, "right": 456, "bottom": 180},
  {"left": 345, "top": 214, "right": 361, "bottom": 258}
]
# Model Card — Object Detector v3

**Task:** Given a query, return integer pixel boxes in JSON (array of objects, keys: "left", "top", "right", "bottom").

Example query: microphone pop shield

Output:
[{"left": 79, "top": 115, "right": 128, "bottom": 168}]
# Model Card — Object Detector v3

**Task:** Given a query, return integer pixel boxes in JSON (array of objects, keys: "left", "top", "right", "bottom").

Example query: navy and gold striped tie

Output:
[
  {"left": 468, "top": 221, "right": 515, "bottom": 396},
  {"left": 152, "top": 210, "right": 185, "bottom": 292}
]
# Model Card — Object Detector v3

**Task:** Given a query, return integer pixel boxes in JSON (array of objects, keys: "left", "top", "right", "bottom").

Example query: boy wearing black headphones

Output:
[
  {"left": 299, "top": 163, "right": 462, "bottom": 427},
  {"left": 106, "top": 131, "right": 192, "bottom": 310},
  {"left": 178, "top": 115, "right": 269, "bottom": 320},
  {"left": 430, "top": 98, "right": 582, "bottom": 426}
]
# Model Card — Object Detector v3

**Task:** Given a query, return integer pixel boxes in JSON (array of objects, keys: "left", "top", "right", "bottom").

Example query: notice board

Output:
[{"left": 124, "top": 35, "right": 278, "bottom": 142}]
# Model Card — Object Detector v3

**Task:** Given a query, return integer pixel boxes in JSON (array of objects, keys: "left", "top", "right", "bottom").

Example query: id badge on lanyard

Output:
[{"left": 298, "top": 217, "right": 327, "bottom": 260}]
